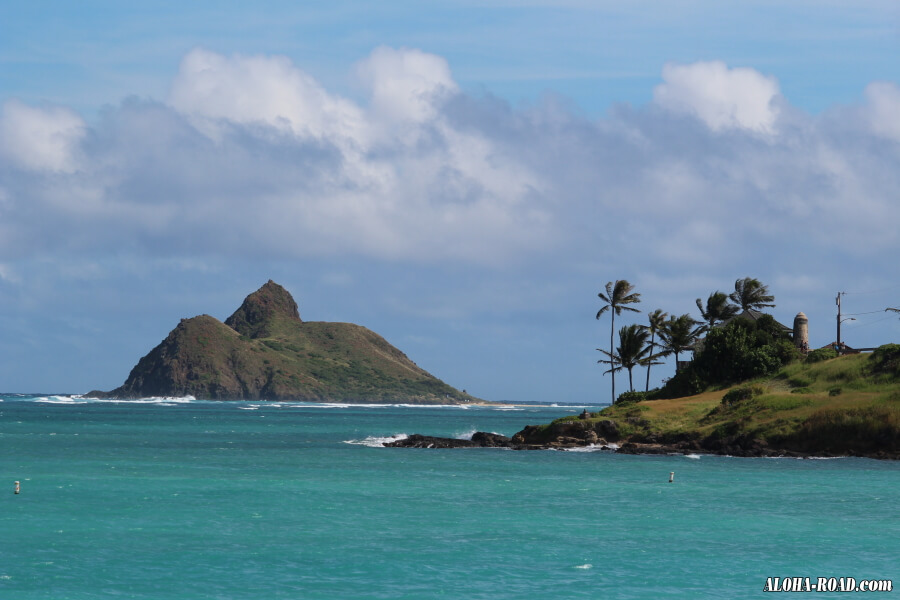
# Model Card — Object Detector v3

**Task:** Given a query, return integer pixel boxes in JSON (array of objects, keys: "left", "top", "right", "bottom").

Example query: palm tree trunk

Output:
[
  {"left": 628, "top": 367, "right": 634, "bottom": 392},
  {"left": 610, "top": 312, "right": 616, "bottom": 403},
  {"left": 645, "top": 333, "right": 655, "bottom": 392}
]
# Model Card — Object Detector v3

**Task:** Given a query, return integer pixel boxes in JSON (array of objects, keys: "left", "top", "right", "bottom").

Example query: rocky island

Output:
[{"left": 87, "top": 281, "right": 478, "bottom": 404}]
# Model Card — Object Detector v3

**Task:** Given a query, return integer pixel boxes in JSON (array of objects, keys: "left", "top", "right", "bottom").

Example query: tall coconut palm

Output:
[
  {"left": 597, "top": 324, "right": 651, "bottom": 396},
  {"left": 730, "top": 277, "right": 775, "bottom": 313},
  {"left": 658, "top": 313, "right": 704, "bottom": 365},
  {"left": 596, "top": 280, "right": 641, "bottom": 402},
  {"left": 644, "top": 308, "right": 668, "bottom": 392},
  {"left": 696, "top": 291, "right": 739, "bottom": 329}
]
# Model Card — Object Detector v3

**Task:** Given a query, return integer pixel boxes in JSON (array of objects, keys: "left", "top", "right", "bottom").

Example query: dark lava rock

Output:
[
  {"left": 384, "top": 433, "right": 511, "bottom": 449},
  {"left": 471, "top": 432, "right": 511, "bottom": 447}
]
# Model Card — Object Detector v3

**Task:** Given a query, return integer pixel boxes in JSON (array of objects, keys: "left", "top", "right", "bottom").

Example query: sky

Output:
[{"left": 1, "top": 1, "right": 899, "bottom": 404}]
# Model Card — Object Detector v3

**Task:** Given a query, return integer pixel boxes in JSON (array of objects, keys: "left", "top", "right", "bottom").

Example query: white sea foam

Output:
[
  {"left": 343, "top": 433, "right": 409, "bottom": 447},
  {"left": 562, "top": 443, "right": 619, "bottom": 453},
  {"left": 685, "top": 454, "right": 702, "bottom": 460},
  {"left": 574, "top": 564, "right": 592, "bottom": 569},
  {"left": 562, "top": 445, "right": 598, "bottom": 452},
  {"left": 34, "top": 396, "right": 87, "bottom": 404},
  {"left": 238, "top": 406, "right": 259, "bottom": 410},
  {"left": 86, "top": 395, "right": 198, "bottom": 405},
  {"left": 456, "top": 428, "right": 477, "bottom": 440}
]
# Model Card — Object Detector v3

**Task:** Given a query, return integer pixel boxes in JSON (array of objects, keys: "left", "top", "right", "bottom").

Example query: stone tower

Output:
[{"left": 793, "top": 312, "right": 809, "bottom": 352}]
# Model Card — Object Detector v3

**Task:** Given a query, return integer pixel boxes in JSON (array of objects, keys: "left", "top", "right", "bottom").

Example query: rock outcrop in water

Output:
[{"left": 86, "top": 281, "right": 477, "bottom": 404}]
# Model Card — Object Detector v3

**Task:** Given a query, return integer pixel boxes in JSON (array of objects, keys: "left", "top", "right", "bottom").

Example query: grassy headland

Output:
[{"left": 523, "top": 349, "right": 900, "bottom": 458}]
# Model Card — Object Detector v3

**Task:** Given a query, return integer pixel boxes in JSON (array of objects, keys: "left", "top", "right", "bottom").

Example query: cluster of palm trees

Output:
[{"left": 596, "top": 277, "right": 776, "bottom": 401}]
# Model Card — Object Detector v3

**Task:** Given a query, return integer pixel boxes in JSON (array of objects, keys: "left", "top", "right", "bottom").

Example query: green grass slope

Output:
[
  {"left": 548, "top": 349, "right": 900, "bottom": 458},
  {"left": 89, "top": 281, "right": 478, "bottom": 404}
]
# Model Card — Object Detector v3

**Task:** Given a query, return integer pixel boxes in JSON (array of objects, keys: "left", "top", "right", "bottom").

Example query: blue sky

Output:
[{"left": 1, "top": 1, "right": 899, "bottom": 403}]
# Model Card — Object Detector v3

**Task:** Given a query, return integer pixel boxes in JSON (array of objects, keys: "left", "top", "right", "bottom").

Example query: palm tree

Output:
[
  {"left": 596, "top": 280, "right": 641, "bottom": 402},
  {"left": 729, "top": 277, "right": 775, "bottom": 313},
  {"left": 696, "top": 291, "right": 739, "bottom": 329},
  {"left": 658, "top": 313, "right": 704, "bottom": 366},
  {"left": 644, "top": 308, "right": 668, "bottom": 392},
  {"left": 597, "top": 324, "right": 651, "bottom": 396}
]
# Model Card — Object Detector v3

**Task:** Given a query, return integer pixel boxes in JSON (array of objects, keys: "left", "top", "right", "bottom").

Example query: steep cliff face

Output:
[{"left": 88, "top": 282, "right": 477, "bottom": 403}]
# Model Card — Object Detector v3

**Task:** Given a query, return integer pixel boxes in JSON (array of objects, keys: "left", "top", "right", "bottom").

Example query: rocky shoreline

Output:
[
  {"left": 385, "top": 432, "right": 879, "bottom": 458},
  {"left": 385, "top": 412, "right": 898, "bottom": 459},
  {"left": 384, "top": 431, "right": 807, "bottom": 457}
]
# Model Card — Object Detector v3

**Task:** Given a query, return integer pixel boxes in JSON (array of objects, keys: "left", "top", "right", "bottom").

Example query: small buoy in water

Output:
[
  {"left": 14, "top": 481, "right": 20, "bottom": 494},
  {"left": 669, "top": 472, "right": 675, "bottom": 483}
]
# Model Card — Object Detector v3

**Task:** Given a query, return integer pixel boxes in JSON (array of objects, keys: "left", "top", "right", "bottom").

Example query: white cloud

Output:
[
  {"left": 653, "top": 61, "right": 781, "bottom": 133},
  {"left": 0, "top": 100, "right": 85, "bottom": 172},
  {"left": 168, "top": 48, "right": 365, "bottom": 143},
  {"left": 355, "top": 46, "right": 458, "bottom": 125},
  {"left": 862, "top": 81, "right": 900, "bottom": 142},
  {"left": 0, "top": 51, "right": 898, "bottom": 290}
]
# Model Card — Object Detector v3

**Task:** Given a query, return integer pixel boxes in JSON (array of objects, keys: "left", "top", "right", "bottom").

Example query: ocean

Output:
[{"left": 1, "top": 394, "right": 897, "bottom": 599}]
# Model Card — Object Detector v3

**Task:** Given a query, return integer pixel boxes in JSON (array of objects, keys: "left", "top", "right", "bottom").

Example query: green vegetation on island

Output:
[
  {"left": 87, "top": 281, "right": 478, "bottom": 404},
  {"left": 542, "top": 276, "right": 900, "bottom": 458},
  {"left": 535, "top": 346, "right": 900, "bottom": 458}
]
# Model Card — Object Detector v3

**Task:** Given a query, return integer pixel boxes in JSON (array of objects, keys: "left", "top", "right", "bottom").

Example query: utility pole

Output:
[{"left": 836, "top": 292, "right": 843, "bottom": 354}]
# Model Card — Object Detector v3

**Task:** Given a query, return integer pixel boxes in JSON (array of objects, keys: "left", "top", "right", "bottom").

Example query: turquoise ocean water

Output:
[{"left": 1, "top": 394, "right": 897, "bottom": 599}]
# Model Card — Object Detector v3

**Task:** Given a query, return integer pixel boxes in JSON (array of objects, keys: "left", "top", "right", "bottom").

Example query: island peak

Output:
[{"left": 225, "top": 280, "right": 302, "bottom": 338}]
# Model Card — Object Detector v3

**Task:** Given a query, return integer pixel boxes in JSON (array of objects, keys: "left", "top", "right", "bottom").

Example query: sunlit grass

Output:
[{"left": 582, "top": 351, "right": 900, "bottom": 454}]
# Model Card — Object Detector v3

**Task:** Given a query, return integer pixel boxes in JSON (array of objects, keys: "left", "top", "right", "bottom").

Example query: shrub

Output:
[
  {"left": 806, "top": 347, "right": 838, "bottom": 363},
  {"left": 656, "top": 365, "right": 706, "bottom": 399},
  {"left": 828, "top": 387, "right": 842, "bottom": 396},
  {"left": 722, "top": 385, "right": 763, "bottom": 405},
  {"left": 790, "top": 387, "right": 813, "bottom": 394},
  {"left": 870, "top": 344, "right": 900, "bottom": 375},
  {"left": 693, "top": 320, "right": 789, "bottom": 385},
  {"left": 616, "top": 391, "right": 648, "bottom": 404},
  {"left": 771, "top": 339, "right": 801, "bottom": 365}
]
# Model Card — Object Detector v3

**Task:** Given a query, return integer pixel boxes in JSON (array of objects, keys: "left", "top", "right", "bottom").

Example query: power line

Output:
[
  {"left": 844, "top": 284, "right": 900, "bottom": 295},
  {"left": 844, "top": 314, "right": 898, "bottom": 329}
]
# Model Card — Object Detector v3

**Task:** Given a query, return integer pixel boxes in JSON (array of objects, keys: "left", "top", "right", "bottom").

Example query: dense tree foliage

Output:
[
  {"left": 654, "top": 315, "right": 798, "bottom": 398},
  {"left": 595, "top": 276, "right": 795, "bottom": 402}
]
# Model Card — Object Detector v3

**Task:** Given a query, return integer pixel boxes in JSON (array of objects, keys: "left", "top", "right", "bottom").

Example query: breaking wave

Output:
[
  {"left": 562, "top": 443, "right": 619, "bottom": 453},
  {"left": 343, "top": 434, "right": 409, "bottom": 447}
]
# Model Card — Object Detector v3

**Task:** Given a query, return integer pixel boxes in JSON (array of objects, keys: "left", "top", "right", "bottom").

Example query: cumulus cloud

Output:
[
  {"left": 863, "top": 81, "right": 900, "bottom": 142},
  {"left": 0, "top": 49, "right": 898, "bottom": 287},
  {"left": 653, "top": 61, "right": 782, "bottom": 133},
  {"left": 355, "top": 46, "right": 458, "bottom": 124},
  {"left": 0, "top": 100, "right": 85, "bottom": 172},
  {"left": 169, "top": 48, "right": 364, "bottom": 143}
]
